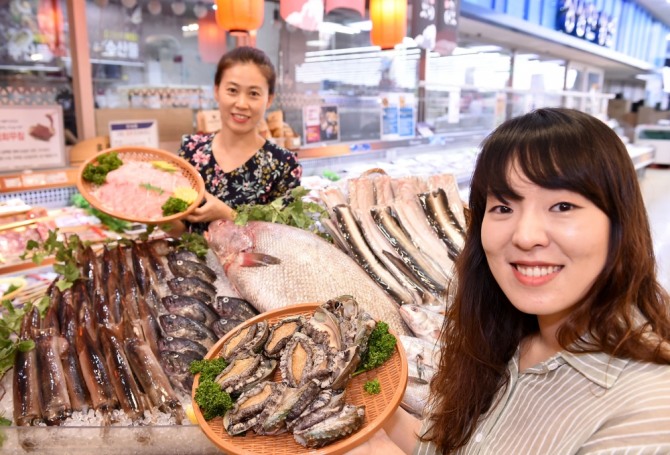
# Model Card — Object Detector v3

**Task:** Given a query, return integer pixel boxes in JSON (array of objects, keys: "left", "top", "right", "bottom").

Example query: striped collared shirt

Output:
[{"left": 414, "top": 350, "right": 670, "bottom": 454}]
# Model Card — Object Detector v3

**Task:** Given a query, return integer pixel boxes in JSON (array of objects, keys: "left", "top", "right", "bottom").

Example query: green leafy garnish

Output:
[
  {"left": 234, "top": 187, "right": 327, "bottom": 235},
  {"left": 363, "top": 378, "right": 381, "bottom": 395},
  {"left": 20, "top": 229, "right": 81, "bottom": 291},
  {"left": 0, "top": 296, "right": 47, "bottom": 381},
  {"left": 162, "top": 197, "right": 189, "bottom": 216},
  {"left": 189, "top": 357, "right": 228, "bottom": 383},
  {"left": 178, "top": 232, "right": 209, "bottom": 259},
  {"left": 194, "top": 380, "right": 234, "bottom": 421},
  {"left": 140, "top": 183, "right": 165, "bottom": 195},
  {"left": 190, "top": 357, "right": 233, "bottom": 420},
  {"left": 352, "top": 321, "right": 396, "bottom": 376},
  {"left": 3, "top": 284, "right": 19, "bottom": 296},
  {"left": 82, "top": 151, "right": 123, "bottom": 185},
  {"left": 71, "top": 193, "right": 131, "bottom": 233}
]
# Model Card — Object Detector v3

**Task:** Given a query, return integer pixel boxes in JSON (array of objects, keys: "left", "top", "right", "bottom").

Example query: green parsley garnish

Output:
[
  {"left": 82, "top": 151, "right": 123, "bottom": 185},
  {"left": 161, "top": 197, "right": 189, "bottom": 216},
  {"left": 363, "top": 378, "right": 381, "bottom": 395}
]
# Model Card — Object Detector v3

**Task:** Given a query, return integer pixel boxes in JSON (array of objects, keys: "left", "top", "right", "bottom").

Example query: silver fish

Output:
[
  {"left": 206, "top": 220, "right": 409, "bottom": 336},
  {"left": 399, "top": 304, "right": 444, "bottom": 343},
  {"left": 332, "top": 204, "right": 415, "bottom": 306}
]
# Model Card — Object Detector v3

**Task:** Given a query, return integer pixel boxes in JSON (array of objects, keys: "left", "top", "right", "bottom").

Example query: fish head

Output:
[{"left": 205, "top": 220, "right": 254, "bottom": 262}]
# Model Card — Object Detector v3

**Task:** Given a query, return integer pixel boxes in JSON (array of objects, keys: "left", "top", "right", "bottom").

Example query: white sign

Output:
[
  {"left": 109, "top": 119, "right": 159, "bottom": 148},
  {"left": 0, "top": 106, "right": 66, "bottom": 172}
]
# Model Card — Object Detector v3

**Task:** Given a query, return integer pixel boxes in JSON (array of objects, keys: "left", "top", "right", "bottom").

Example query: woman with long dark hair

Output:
[{"left": 350, "top": 108, "right": 670, "bottom": 454}]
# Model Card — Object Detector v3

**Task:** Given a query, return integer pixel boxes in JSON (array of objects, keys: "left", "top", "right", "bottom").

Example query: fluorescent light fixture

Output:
[
  {"left": 182, "top": 23, "right": 199, "bottom": 32},
  {"left": 348, "top": 20, "right": 372, "bottom": 32},
  {"left": 305, "top": 45, "right": 380, "bottom": 57},
  {"left": 306, "top": 40, "right": 328, "bottom": 47},
  {"left": 318, "top": 21, "right": 359, "bottom": 35},
  {"left": 30, "top": 53, "right": 44, "bottom": 61}
]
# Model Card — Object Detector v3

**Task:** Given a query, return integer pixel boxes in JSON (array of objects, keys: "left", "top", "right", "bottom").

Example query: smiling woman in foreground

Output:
[{"left": 348, "top": 108, "right": 670, "bottom": 455}]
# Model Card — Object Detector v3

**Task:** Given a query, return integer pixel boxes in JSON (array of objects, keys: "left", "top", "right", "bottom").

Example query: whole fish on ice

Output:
[{"left": 205, "top": 220, "right": 409, "bottom": 336}]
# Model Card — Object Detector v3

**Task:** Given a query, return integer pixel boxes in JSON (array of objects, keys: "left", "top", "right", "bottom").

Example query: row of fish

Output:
[
  {"left": 318, "top": 172, "right": 466, "bottom": 344},
  {"left": 12, "top": 238, "right": 259, "bottom": 427}
]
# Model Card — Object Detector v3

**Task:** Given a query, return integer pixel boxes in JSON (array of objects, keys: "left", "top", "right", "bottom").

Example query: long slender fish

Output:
[
  {"left": 100, "top": 323, "right": 146, "bottom": 421},
  {"left": 124, "top": 337, "right": 183, "bottom": 423},
  {"left": 34, "top": 327, "right": 72, "bottom": 425},
  {"left": 371, "top": 206, "right": 450, "bottom": 295},
  {"left": 76, "top": 312, "right": 118, "bottom": 417},
  {"left": 57, "top": 297, "right": 90, "bottom": 412},
  {"left": 420, "top": 189, "right": 465, "bottom": 258},
  {"left": 13, "top": 307, "right": 43, "bottom": 426},
  {"left": 333, "top": 204, "right": 414, "bottom": 306}
]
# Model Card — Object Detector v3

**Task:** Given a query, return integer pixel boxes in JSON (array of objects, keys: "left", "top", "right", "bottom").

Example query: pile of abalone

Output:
[{"left": 212, "top": 296, "right": 373, "bottom": 448}]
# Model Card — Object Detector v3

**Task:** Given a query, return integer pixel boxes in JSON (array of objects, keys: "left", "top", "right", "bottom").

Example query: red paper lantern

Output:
[
  {"left": 370, "top": 0, "right": 407, "bottom": 50},
  {"left": 324, "top": 0, "right": 364, "bottom": 18},
  {"left": 215, "top": 0, "right": 264, "bottom": 35},
  {"left": 37, "top": 0, "right": 66, "bottom": 57},
  {"left": 199, "top": 11, "right": 227, "bottom": 64}
]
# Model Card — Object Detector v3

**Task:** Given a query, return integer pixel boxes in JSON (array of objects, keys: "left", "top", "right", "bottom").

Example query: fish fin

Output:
[{"left": 236, "top": 252, "right": 281, "bottom": 267}]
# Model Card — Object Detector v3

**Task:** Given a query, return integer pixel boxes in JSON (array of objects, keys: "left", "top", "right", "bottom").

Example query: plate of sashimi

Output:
[{"left": 77, "top": 146, "right": 205, "bottom": 224}]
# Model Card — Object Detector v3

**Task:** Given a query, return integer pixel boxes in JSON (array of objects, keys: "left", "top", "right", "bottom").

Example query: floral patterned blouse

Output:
[{"left": 178, "top": 133, "right": 302, "bottom": 233}]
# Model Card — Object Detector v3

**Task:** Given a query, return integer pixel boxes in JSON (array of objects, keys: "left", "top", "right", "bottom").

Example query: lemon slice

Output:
[
  {"left": 151, "top": 160, "right": 178, "bottom": 173},
  {"left": 173, "top": 186, "right": 198, "bottom": 205},
  {"left": 184, "top": 403, "right": 198, "bottom": 424}
]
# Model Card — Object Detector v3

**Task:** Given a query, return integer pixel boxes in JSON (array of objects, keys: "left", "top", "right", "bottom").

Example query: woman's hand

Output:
[
  {"left": 344, "top": 429, "right": 407, "bottom": 455},
  {"left": 184, "top": 192, "right": 236, "bottom": 224}
]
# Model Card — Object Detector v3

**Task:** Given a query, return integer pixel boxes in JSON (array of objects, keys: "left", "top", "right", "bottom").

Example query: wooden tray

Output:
[
  {"left": 192, "top": 302, "right": 408, "bottom": 455},
  {"left": 76, "top": 146, "right": 205, "bottom": 225}
]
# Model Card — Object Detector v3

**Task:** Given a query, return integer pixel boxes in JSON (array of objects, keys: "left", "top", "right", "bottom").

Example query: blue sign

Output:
[{"left": 557, "top": 0, "right": 617, "bottom": 48}]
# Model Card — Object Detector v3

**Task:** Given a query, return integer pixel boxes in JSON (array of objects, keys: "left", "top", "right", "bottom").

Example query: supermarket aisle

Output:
[{"left": 639, "top": 167, "right": 670, "bottom": 292}]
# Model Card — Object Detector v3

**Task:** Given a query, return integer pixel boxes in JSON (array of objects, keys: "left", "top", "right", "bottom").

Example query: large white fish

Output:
[{"left": 205, "top": 220, "right": 410, "bottom": 336}]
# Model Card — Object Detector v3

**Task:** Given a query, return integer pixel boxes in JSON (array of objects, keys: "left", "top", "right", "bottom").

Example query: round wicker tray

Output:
[
  {"left": 76, "top": 146, "right": 205, "bottom": 225},
  {"left": 192, "top": 302, "right": 408, "bottom": 455}
]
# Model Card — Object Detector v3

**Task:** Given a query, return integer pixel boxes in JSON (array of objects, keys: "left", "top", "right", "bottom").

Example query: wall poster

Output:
[
  {"left": 380, "top": 93, "right": 416, "bottom": 140},
  {"left": 0, "top": 105, "right": 66, "bottom": 172},
  {"left": 303, "top": 105, "right": 340, "bottom": 144}
]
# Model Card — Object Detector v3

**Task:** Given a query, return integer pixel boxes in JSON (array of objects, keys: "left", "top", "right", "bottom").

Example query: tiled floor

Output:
[{"left": 639, "top": 167, "right": 670, "bottom": 292}]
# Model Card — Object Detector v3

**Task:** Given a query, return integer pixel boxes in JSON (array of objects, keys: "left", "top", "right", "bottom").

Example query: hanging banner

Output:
[
  {"left": 0, "top": 106, "right": 66, "bottom": 172},
  {"left": 411, "top": 0, "right": 437, "bottom": 51},
  {"left": 435, "top": 0, "right": 459, "bottom": 56},
  {"left": 280, "top": 0, "right": 323, "bottom": 32},
  {"left": 380, "top": 93, "right": 416, "bottom": 140},
  {"left": 411, "top": 0, "right": 459, "bottom": 55}
]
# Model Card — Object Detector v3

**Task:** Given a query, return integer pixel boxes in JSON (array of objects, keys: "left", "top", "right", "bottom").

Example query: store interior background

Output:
[{"left": 1, "top": 0, "right": 669, "bottom": 288}]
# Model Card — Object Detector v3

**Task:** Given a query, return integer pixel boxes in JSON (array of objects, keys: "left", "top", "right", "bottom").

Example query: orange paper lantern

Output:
[
  {"left": 215, "top": 0, "right": 264, "bottom": 35},
  {"left": 325, "top": 0, "right": 364, "bottom": 17},
  {"left": 198, "top": 11, "right": 227, "bottom": 64},
  {"left": 370, "top": 0, "right": 407, "bottom": 50}
]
